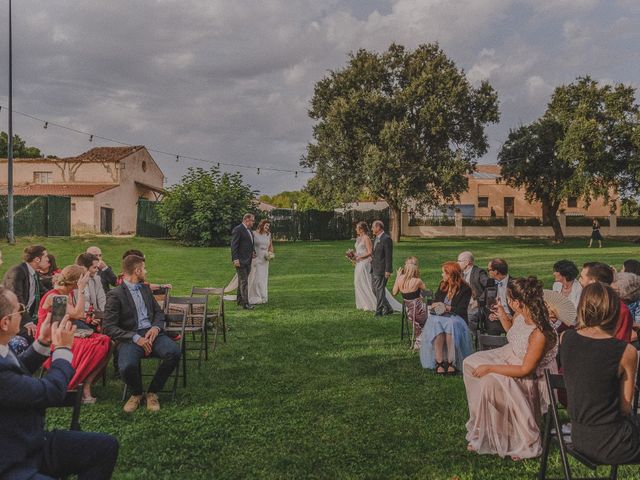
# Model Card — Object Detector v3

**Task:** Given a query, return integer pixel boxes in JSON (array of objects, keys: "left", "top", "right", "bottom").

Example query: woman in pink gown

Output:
[{"left": 463, "top": 276, "right": 558, "bottom": 460}]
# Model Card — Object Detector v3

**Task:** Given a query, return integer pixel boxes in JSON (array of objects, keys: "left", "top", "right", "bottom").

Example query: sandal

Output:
[
  {"left": 435, "top": 361, "right": 447, "bottom": 375},
  {"left": 446, "top": 362, "right": 458, "bottom": 376}
]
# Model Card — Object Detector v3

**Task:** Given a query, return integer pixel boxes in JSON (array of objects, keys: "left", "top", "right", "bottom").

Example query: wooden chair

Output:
[
  {"left": 477, "top": 333, "right": 508, "bottom": 351},
  {"left": 166, "top": 296, "right": 209, "bottom": 367},
  {"left": 152, "top": 285, "right": 172, "bottom": 312},
  {"left": 120, "top": 312, "right": 187, "bottom": 401},
  {"left": 191, "top": 287, "right": 227, "bottom": 348},
  {"left": 538, "top": 368, "right": 640, "bottom": 480}
]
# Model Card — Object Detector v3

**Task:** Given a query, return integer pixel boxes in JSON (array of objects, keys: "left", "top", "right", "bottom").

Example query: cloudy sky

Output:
[{"left": 0, "top": 0, "right": 638, "bottom": 194}]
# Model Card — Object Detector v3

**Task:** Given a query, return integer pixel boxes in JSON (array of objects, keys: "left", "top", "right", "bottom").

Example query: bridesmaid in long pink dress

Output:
[{"left": 463, "top": 277, "right": 558, "bottom": 460}]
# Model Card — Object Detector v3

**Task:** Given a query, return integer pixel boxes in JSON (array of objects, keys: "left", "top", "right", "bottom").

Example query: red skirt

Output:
[{"left": 44, "top": 333, "right": 111, "bottom": 389}]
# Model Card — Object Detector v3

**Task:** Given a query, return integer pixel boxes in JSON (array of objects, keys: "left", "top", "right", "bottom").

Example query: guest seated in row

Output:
[
  {"left": 0, "top": 287, "right": 118, "bottom": 479},
  {"left": 551, "top": 259, "right": 582, "bottom": 307},
  {"left": 86, "top": 245, "right": 118, "bottom": 294},
  {"left": 3, "top": 245, "right": 49, "bottom": 355},
  {"left": 463, "top": 276, "right": 558, "bottom": 460},
  {"left": 76, "top": 252, "right": 106, "bottom": 314},
  {"left": 560, "top": 282, "right": 640, "bottom": 465},
  {"left": 393, "top": 257, "right": 427, "bottom": 349},
  {"left": 39, "top": 253, "right": 61, "bottom": 293},
  {"left": 457, "top": 251, "right": 489, "bottom": 338},
  {"left": 612, "top": 272, "right": 640, "bottom": 346},
  {"left": 115, "top": 249, "right": 172, "bottom": 292},
  {"left": 579, "top": 262, "right": 633, "bottom": 342},
  {"left": 103, "top": 254, "right": 181, "bottom": 413},
  {"left": 621, "top": 259, "right": 640, "bottom": 276},
  {"left": 37, "top": 265, "right": 112, "bottom": 403},
  {"left": 420, "top": 261, "right": 473, "bottom": 375}
]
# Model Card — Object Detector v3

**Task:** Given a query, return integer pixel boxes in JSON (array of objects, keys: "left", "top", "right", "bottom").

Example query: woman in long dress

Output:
[
  {"left": 353, "top": 222, "right": 401, "bottom": 312},
  {"left": 248, "top": 219, "right": 273, "bottom": 305},
  {"left": 463, "top": 276, "right": 558, "bottom": 460}
]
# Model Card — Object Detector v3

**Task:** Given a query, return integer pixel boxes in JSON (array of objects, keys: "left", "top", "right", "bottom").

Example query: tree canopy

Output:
[
  {"left": 259, "top": 190, "right": 326, "bottom": 211},
  {"left": 0, "top": 132, "right": 42, "bottom": 158},
  {"left": 301, "top": 43, "right": 500, "bottom": 240}
]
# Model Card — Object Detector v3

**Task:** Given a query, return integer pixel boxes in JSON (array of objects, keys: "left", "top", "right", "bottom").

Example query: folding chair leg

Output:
[
  {"left": 221, "top": 314, "right": 226, "bottom": 343},
  {"left": 182, "top": 342, "right": 187, "bottom": 388},
  {"left": 204, "top": 326, "right": 209, "bottom": 361},
  {"left": 537, "top": 413, "right": 552, "bottom": 480},
  {"left": 609, "top": 465, "right": 618, "bottom": 480}
]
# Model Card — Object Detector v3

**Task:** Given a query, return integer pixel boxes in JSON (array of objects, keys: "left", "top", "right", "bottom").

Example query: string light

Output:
[
  {"left": 0, "top": 104, "right": 315, "bottom": 178},
  {"left": 257, "top": 168, "right": 260, "bottom": 175}
]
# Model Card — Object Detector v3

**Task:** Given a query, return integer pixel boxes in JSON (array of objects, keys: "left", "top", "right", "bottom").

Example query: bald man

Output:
[{"left": 86, "top": 246, "right": 118, "bottom": 294}]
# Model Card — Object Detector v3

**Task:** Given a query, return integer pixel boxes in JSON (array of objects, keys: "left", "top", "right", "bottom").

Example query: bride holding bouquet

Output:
[
  {"left": 248, "top": 219, "right": 274, "bottom": 304},
  {"left": 352, "top": 221, "right": 401, "bottom": 312}
]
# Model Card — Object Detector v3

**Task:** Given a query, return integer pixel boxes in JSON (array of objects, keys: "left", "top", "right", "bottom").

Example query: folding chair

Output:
[
  {"left": 48, "top": 383, "right": 84, "bottom": 431},
  {"left": 120, "top": 312, "right": 187, "bottom": 401},
  {"left": 477, "top": 333, "right": 508, "bottom": 351},
  {"left": 167, "top": 296, "right": 209, "bottom": 367},
  {"left": 191, "top": 287, "right": 227, "bottom": 347},
  {"left": 538, "top": 368, "right": 640, "bottom": 480},
  {"left": 400, "top": 290, "right": 431, "bottom": 347},
  {"left": 152, "top": 285, "right": 172, "bottom": 312}
]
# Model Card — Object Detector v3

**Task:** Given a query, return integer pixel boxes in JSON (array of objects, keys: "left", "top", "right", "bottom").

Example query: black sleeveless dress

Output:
[{"left": 560, "top": 329, "right": 640, "bottom": 464}]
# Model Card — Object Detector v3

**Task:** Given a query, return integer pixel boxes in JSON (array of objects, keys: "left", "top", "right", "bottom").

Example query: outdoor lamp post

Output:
[{"left": 6, "top": 0, "right": 15, "bottom": 244}]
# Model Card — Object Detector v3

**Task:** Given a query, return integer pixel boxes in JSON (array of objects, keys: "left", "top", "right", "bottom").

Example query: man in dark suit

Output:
[
  {"left": 482, "top": 258, "right": 512, "bottom": 335},
  {"left": 457, "top": 251, "right": 489, "bottom": 338},
  {"left": 2, "top": 245, "right": 49, "bottom": 347},
  {"left": 231, "top": 213, "right": 256, "bottom": 310},
  {"left": 0, "top": 286, "right": 118, "bottom": 479},
  {"left": 371, "top": 220, "right": 394, "bottom": 316},
  {"left": 103, "top": 255, "right": 181, "bottom": 413}
]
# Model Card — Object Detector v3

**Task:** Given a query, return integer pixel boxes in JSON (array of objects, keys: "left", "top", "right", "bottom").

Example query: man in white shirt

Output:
[{"left": 484, "top": 258, "right": 511, "bottom": 335}]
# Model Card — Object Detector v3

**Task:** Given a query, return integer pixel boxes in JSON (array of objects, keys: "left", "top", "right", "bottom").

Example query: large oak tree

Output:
[{"left": 301, "top": 43, "right": 499, "bottom": 241}]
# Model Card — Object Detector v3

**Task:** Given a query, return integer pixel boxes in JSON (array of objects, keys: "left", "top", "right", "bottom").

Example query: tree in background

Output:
[
  {"left": 302, "top": 43, "right": 499, "bottom": 241},
  {"left": 259, "top": 190, "right": 326, "bottom": 211},
  {"left": 499, "top": 76, "right": 640, "bottom": 243},
  {"left": 0, "top": 132, "right": 42, "bottom": 157},
  {"left": 159, "top": 167, "right": 258, "bottom": 246}
]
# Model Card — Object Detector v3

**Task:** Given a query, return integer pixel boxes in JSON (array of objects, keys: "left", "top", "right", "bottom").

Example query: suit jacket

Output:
[
  {"left": 0, "top": 344, "right": 74, "bottom": 479},
  {"left": 103, "top": 283, "right": 165, "bottom": 343},
  {"left": 231, "top": 223, "right": 254, "bottom": 267},
  {"left": 434, "top": 283, "right": 473, "bottom": 322},
  {"left": 371, "top": 232, "right": 393, "bottom": 276},
  {"left": 467, "top": 265, "right": 489, "bottom": 300},
  {"left": 2, "top": 263, "right": 37, "bottom": 328},
  {"left": 98, "top": 266, "right": 118, "bottom": 294}
]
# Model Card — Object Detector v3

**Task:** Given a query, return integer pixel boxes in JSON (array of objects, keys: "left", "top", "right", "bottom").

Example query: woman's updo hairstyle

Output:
[
  {"left": 53, "top": 265, "right": 85, "bottom": 287},
  {"left": 356, "top": 221, "right": 370, "bottom": 235}
]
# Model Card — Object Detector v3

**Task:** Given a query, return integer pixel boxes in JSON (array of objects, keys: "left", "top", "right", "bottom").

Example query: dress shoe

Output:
[
  {"left": 123, "top": 394, "right": 143, "bottom": 413},
  {"left": 146, "top": 392, "right": 161, "bottom": 412},
  {"left": 243, "top": 304, "right": 255, "bottom": 310}
]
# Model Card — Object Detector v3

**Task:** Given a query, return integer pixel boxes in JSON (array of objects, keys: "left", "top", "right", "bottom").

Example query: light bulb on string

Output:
[
  {"left": 89, "top": 134, "right": 93, "bottom": 142},
  {"left": 257, "top": 168, "right": 260, "bottom": 175},
  {"left": 43, "top": 122, "right": 48, "bottom": 129},
  {"left": 295, "top": 171, "right": 298, "bottom": 178},
  {"left": 176, "top": 155, "right": 180, "bottom": 162}
]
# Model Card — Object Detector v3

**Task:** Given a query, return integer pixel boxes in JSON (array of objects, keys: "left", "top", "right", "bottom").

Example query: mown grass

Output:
[{"left": 1, "top": 235, "right": 639, "bottom": 479}]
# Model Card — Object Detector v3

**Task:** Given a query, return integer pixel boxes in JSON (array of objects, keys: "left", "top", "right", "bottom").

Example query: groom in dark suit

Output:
[
  {"left": 371, "top": 220, "right": 394, "bottom": 316},
  {"left": 231, "top": 213, "right": 256, "bottom": 310}
]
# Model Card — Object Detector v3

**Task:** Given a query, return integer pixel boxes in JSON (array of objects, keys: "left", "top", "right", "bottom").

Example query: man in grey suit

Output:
[
  {"left": 231, "top": 213, "right": 256, "bottom": 310},
  {"left": 371, "top": 220, "right": 394, "bottom": 317}
]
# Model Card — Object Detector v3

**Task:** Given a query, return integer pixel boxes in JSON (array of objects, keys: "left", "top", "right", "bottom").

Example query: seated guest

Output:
[
  {"left": 76, "top": 253, "right": 106, "bottom": 313},
  {"left": 579, "top": 262, "right": 633, "bottom": 342},
  {"left": 3, "top": 245, "right": 49, "bottom": 354},
  {"left": 103, "top": 255, "right": 181, "bottom": 413},
  {"left": 37, "top": 265, "right": 111, "bottom": 403},
  {"left": 481, "top": 258, "right": 512, "bottom": 335},
  {"left": 115, "top": 249, "right": 172, "bottom": 291},
  {"left": 393, "top": 257, "right": 428, "bottom": 349},
  {"left": 560, "top": 282, "right": 640, "bottom": 465},
  {"left": 612, "top": 272, "right": 640, "bottom": 345},
  {"left": 38, "top": 253, "right": 61, "bottom": 293},
  {"left": 622, "top": 259, "right": 640, "bottom": 276},
  {"left": 457, "top": 251, "right": 489, "bottom": 338},
  {"left": 420, "top": 261, "right": 473, "bottom": 375},
  {"left": 87, "top": 245, "right": 118, "bottom": 294},
  {"left": 463, "top": 277, "right": 558, "bottom": 460},
  {"left": 0, "top": 287, "right": 118, "bottom": 479},
  {"left": 551, "top": 259, "right": 582, "bottom": 307}
]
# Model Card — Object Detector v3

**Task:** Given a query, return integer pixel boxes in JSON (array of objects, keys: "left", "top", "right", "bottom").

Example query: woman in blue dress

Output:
[{"left": 420, "top": 261, "right": 473, "bottom": 375}]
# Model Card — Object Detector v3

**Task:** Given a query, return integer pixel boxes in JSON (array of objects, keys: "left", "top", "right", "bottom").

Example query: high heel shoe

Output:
[{"left": 435, "top": 361, "right": 447, "bottom": 375}]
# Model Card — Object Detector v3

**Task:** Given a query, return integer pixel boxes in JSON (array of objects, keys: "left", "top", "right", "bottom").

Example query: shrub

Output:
[
  {"left": 514, "top": 217, "right": 548, "bottom": 227},
  {"left": 566, "top": 216, "right": 610, "bottom": 227},
  {"left": 409, "top": 216, "right": 455, "bottom": 226},
  {"left": 462, "top": 217, "right": 507, "bottom": 226},
  {"left": 158, "top": 167, "right": 259, "bottom": 246},
  {"left": 617, "top": 216, "right": 640, "bottom": 227}
]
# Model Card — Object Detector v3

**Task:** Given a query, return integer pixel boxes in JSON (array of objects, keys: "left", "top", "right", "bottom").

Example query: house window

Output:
[
  {"left": 71, "top": 203, "right": 76, "bottom": 211},
  {"left": 478, "top": 197, "right": 489, "bottom": 208},
  {"left": 568, "top": 197, "right": 578, "bottom": 208},
  {"left": 33, "top": 171, "right": 52, "bottom": 184}
]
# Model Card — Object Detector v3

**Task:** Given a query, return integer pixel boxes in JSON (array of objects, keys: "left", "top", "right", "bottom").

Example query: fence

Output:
[
  {"left": 0, "top": 195, "right": 70, "bottom": 237},
  {"left": 269, "top": 208, "right": 390, "bottom": 241},
  {"left": 136, "top": 199, "right": 169, "bottom": 238}
]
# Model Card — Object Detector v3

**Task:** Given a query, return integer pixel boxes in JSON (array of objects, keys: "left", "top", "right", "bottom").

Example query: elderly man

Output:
[
  {"left": 457, "top": 251, "right": 489, "bottom": 338},
  {"left": 86, "top": 246, "right": 118, "bottom": 295},
  {"left": 0, "top": 286, "right": 118, "bottom": 479}
]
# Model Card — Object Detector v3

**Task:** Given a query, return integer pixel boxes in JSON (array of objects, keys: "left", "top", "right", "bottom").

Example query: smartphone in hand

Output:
[{"left": 51, "top": 295, "right": 68, "bottom": 323}]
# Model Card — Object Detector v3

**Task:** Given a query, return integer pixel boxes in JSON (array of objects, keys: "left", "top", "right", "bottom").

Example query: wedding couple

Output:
[
  {"left": 231, "top": 213, "right": 274, "bottom": 309},
  {"left": 353, "top": 220, "right": 401, "bottom": 316}
]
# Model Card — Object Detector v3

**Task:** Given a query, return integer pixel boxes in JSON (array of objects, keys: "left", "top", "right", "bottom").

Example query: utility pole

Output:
[{"left": 7, "top": 0, "right": 14, "bottom": 244}]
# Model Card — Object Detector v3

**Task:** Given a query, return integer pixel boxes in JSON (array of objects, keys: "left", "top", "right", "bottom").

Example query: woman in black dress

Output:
[
  {"left": 560, "top": 282, "right": 640, "bottom": 464},
  {"left": 589, "top": 219, "right": 603, "bottom": 248}
]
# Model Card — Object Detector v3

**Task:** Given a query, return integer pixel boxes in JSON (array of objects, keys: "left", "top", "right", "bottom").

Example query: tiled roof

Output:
[
  {"left": 0, "top": 183, "right": 118, "bottom": 197},
  {"left": 0, "top": 146, "right": 145, "bottom": 163}
]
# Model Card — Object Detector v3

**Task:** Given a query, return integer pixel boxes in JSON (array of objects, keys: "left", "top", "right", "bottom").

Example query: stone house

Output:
[{"left": 0, "top": 146, "right": 165, "bottom": 234}]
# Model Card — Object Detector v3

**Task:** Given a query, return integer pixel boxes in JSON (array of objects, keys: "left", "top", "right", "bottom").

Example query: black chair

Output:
[
  {"left": 477, "top": 333, "right": 508, "bottom": 351},
  {"left": 120, "top": 312, "right": 187, "bottom": 401},
  {"left": 49, "top": 383, "right": 84, "bottom": 432},
  {"left": 538, "top": 369, "right": 640, "bottom": 480},
  {"left": 400, "top": 289, "right": 432, "bottom": 347}
]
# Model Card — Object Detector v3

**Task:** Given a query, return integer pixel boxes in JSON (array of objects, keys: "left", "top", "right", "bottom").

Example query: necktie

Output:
[
  {"left": 496, "top": 280, "right": 503, "bottom": 287},
  {"left": 32, "top": 273, "right": 41, "bottom": 320}
]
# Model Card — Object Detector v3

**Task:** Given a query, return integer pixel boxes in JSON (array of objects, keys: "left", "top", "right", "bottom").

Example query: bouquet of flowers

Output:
[
  {"left": 265, "top": 251, "right": 275, "bottom": 262},
  {"left": 345, "top": 249, "right": 357, "bottom": 266}
]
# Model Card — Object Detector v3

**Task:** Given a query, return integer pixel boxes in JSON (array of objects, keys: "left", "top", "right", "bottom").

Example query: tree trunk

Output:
[
  {"left": 542, "top": 200, "right": 564, "bottom": 243},
  {"left": 389, "top": 205, "right": 401, "bottom": 243}
]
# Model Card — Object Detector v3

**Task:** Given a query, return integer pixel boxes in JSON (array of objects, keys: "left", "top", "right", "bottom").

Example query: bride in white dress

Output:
[
  {"left": 248, "top": 219, "right": 273, "bottom": 304},
  {"left": 353, "top": 222, "right": 402, "bottom": 312}
]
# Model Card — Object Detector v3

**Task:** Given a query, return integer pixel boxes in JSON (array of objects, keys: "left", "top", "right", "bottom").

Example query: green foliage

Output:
[
  {"left": 463, "top": 216, "right": 508, "bottom": 227},
  {"left": 259, "top": 190, "right": 325, "bottom": 211},
  {"left": 565, "top": 215, "right": 609, "bottom": 227},
  {"left": 408, "top": 216, "right": 455, "bottom": 227},
  {"left": 302, "top": 43, "right": 500, "bottom": 237},
  {"left": 0, "top": 131, "right": 42, "bottom": 157},
  {"left": 158, "top": 167, "right": 258, "bottom": 246},
  {"left": 620, "top": 197, "right": 640, "bottom": 217}
]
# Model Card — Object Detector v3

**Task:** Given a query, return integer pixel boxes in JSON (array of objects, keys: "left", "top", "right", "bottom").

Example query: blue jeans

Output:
[
  {"left": 118, "top": 330, "right": 181, "bottom": 395},
  {"left": 35, "top": 429, "right": 118, "bottom": 480}
]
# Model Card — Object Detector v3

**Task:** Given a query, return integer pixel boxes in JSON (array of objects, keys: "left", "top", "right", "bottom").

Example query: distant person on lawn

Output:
[
  {"left": 103, "top": 255, "right": 181, "bottom": 412},
  {"left": 231, "top": 213, "right": 256, "bottom": 310}
]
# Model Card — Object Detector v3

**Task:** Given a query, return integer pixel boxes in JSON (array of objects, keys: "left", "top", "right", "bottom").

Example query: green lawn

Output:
[{"left": 1, "top": 236, "right": 639, "bottom": 479}]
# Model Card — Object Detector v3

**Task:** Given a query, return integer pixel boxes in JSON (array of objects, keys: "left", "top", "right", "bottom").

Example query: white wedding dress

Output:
[
  {"left": 248, "top": 232, "right": 271, "bottom": 304},
  {"left": 354, "top": 236, "right": 402, "bottom": 312}
]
